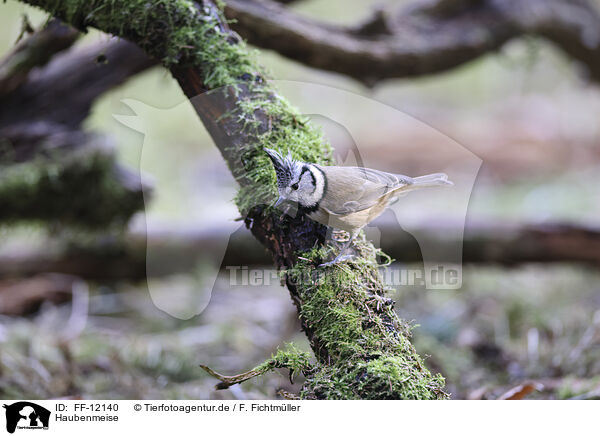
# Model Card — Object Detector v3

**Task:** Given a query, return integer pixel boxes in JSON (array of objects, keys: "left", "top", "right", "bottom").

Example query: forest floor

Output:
[{"left": 1, "top": 263, "right": 599, "bottom": 400}]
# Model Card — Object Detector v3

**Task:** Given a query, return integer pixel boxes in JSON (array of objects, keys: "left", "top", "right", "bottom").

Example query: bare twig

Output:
[{"left": 199, "top": 365, "right": 270, "bottom": 390}]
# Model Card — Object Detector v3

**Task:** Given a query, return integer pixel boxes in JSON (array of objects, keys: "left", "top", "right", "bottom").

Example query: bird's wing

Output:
[{"left": 316, "top": 165, "right": 412, "bottom": 215}]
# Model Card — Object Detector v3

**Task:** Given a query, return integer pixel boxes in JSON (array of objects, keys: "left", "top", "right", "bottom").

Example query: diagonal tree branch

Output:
[
  {"left": 16, "top": 0, "right": 447, "bottom": 399},
  {"left": 224, "top": 0, "right": 600, "bottom": 85}
]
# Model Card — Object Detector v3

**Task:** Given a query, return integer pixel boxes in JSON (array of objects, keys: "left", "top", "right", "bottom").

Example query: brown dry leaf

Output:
[{"left": 498, "top": 382, "right": 544, "bottom": 400}]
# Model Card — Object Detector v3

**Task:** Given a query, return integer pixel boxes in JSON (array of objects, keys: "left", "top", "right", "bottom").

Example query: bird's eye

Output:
[{"left": 291, "top": 182, "right": 299, "bottom": 190}]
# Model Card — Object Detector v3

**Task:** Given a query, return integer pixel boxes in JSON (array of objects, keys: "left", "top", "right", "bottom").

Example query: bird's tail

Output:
[
  {"left": 390, "top": 173, "right": 452, "bottom": 200},
  {"left": 388, "top": 172, "right": 452, "bottom": 203},
  {"left": 411, "top": 172, "right": 453, "bottom": 188}
]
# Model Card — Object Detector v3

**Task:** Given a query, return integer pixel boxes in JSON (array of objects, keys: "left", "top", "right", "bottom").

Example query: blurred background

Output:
[{"left": 1, "top": 0, "right": 600, "bottom": 400}]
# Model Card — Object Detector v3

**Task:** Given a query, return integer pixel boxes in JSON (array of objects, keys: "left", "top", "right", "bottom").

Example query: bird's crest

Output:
[{"left": 264, "top": 148, "right": 297, "bottom": 189}]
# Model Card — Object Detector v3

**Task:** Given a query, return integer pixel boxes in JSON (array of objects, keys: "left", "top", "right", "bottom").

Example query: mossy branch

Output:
[
  {"left": 16, "top": 0, "right": 448, "bottom": 399},
  {"left": 0, "top": 135, "right": 145, "bottom": 227}
]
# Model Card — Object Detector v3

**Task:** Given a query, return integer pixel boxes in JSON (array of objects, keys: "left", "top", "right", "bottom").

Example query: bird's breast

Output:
[{"left": 307, "top": 207, "right": 364, "bottom": 233}]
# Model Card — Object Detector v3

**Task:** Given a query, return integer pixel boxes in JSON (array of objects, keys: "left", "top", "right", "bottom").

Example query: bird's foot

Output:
[
  {"left": 318, "top": 254, "right": 356, "bottom": 267},
  {"left": 331, "top": 230, "right": 351, "bottom": 243}
]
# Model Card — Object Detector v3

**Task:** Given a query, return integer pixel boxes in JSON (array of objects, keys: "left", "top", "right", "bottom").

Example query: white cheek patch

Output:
[{"left": 311, "top": 166, "right": 325, "bottom": 201}]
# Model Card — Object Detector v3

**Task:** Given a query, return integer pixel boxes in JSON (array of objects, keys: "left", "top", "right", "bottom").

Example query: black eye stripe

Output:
[
  {"left": 299, "top": 166, "right": 310, "bottom": 177},
  {"left": 299, "top": 166, "right": 317, "bottom": 193}
]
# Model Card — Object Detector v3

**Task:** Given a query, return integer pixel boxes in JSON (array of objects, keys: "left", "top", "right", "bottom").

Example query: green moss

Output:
[
  {"left": 303, "top": 356, "right": 447, "bottom": 400},
  {"left": 286, "top": 235, "right": 448, "bottom": 399},
  {"left": 256, "top": 344, "right": 313, "bottom": 380},
  {"left": 28, "top": 0, "right": 258, "bottom": 87}
]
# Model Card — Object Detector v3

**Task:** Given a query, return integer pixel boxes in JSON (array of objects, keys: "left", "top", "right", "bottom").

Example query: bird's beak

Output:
[
  {"left": 273, "top": 197, "right": 298, "bottom": 218},
  {"left": 274, "top": 197, "right": 285, "bottom": 208}
]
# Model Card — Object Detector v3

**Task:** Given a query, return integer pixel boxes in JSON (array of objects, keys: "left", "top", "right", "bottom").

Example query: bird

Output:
[{"left": 264, "top": 148, "right": 453, "bottom": 266}]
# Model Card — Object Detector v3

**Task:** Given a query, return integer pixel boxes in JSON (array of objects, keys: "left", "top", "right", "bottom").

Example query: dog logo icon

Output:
[{"left": 3, "top": 402, "right": 50, "bottom": 433}]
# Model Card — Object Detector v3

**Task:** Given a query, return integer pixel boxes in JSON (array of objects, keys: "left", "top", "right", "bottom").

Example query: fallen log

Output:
[{"left": 0, "top": 220, "right": 598, "bottom": 280}]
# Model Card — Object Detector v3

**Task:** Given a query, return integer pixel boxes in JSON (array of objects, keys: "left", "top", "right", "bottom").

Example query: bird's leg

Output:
[
  {"left": 319, "top": 231, "right": 356, "bottom": 267},
  {"left": 321, "top": 228, "right": 341, "bottom": 256}
]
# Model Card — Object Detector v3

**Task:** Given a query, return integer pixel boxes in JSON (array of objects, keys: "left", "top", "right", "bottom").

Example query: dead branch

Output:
[
  {"left": 0, "top": 37, "right": 156, "bottom": 131},
  {"left": 1, "top": 221, "right": 598, "bottom": 280},
  {"left": 0, "top": 19, "right": 79, "bottom": 94},
  {"left": 224, "top": 0, "right": 600, "bottom": 85},
  {"left": 199, "top": 365, "right": 270, "bottom": 390}
]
